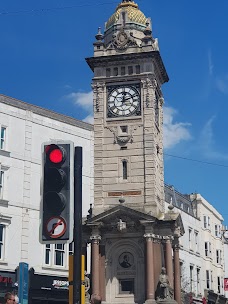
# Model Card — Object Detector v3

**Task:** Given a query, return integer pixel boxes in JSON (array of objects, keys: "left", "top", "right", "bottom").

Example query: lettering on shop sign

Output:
[
  {"left": 0, "top": 275, "right": 13, "bottom": 284},
  {"left": 52, "top": 280, "right": 69, "bottom": 289}
]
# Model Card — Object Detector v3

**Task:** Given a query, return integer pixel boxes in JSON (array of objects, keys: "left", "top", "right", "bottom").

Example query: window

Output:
[
  {"left": 203, "top": 215, "right": 210, "bottom": 229},
  {"left": 128, "top": 66, "right": 133, "bottom": 75},
  {"left": 215, "top": 224, "right": 221, "bottom": 237},
  {"left": 69, "top": 242, "right": 74, "bottom": 255},
  {"left": 216, "top": 250, "right": 222, "bottom": 264},
  {"left": 189, "top": 229, "right": 192, "bottom": 250},
  {"left": 45, "top": 244, "right": 51, "bottom": 265},
  {"left": 121, "top": 67, "right": 125, "bottom": 75},
  {"left": 122, "top": 160, "right": 128, "bottom": 180},
  {"left": 205, "top": 242, "right": 211, "bottom": 257},
  {"left": 106, "top": 68, "right": 111, "bottom": 77},
  {"left": 190, "top": 265, "right": 193, "bottom": 292},
  {"left": 218, "top": 277, "right": 221, "bottom": 294},
  {"left": 206, "top": 270, "right": 210, "bottom": 289},
  {"left": 0, "top": 224, "right": 4, "bottom": 260},
  {"left": 113, "top": 67, "right": 118, "bottom": 76},
  {"left": 44, "top": 243, "right": 72, "bottom": 267},
  {"left": 136, "top": 65, "right": 140, "bottom": 74},
  {"left": 195, "top": 231, "right": 199, "bottom": 252},
  {"left": 0, "top": 127, "right": 6, "bottom": 150},
  {"left": 0, "top": 171, "right": 4, "bottom": 199},
  {"left": 196, "top": 268, "right": 200, "bottom": 295},
  {"left": 54, "top": 244, "right": 65, "bottom": 266}
]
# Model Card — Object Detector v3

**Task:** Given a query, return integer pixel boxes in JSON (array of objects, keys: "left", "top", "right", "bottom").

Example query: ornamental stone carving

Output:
[
  {"left": 105, "top": 125, "right": 141, "bottom": 144},
  {"left": 92, "top": 82, "right": 105, "bottom": 112}
]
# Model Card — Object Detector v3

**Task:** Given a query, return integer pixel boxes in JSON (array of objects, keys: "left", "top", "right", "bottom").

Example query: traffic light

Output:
[{"left": 40, "top": 140, "right": 74, "bottom": 244}]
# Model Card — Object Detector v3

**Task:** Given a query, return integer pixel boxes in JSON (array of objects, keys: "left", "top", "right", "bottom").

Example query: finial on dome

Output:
[{"left": 95, "top": 27, "right": 104, "bottom": 41}]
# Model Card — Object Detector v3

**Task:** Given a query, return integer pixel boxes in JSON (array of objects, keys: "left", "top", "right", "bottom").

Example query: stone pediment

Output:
[
  {"left": 87, "top": 205, "right": 157, "bottom": 224},
  {"left": 86, "top": 205, "right": 157, "bottom": 234}
]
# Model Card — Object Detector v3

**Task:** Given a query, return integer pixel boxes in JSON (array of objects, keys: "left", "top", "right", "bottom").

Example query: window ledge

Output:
[
  {"left": 0, "top": 150, "right": 10, "bottom": 157},
  {"left": 0, "top": 260, "right": 8, "bottom": 265}
]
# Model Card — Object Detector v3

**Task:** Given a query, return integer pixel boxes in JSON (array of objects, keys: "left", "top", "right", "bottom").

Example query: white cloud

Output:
[
  {"left": 65, "top": 91, "right": 94, "bottom": 123},
  {"left": 84, "top": 114, "right": 94, "bottom": 124},
  {"left": 198, "top": 116, "right": 228, "bottom": 160},
  {"left": 66, "top": 91, "right": 93, "bottom": 111},
  {"left": 215, "top": 75, "right": 228, "bottom": 94},
  {"left": 163, "top": 106, "right": 192, "bottom": 149}
]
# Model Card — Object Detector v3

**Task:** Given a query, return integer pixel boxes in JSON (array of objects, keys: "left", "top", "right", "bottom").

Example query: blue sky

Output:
[{"left": 1, "top": 0, "right": 228, "bottom": 225}]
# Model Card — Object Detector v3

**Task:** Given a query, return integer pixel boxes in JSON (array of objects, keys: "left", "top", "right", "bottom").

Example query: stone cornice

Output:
[{"left": 86, "top": 51, "right": 169, "bottom": 84}]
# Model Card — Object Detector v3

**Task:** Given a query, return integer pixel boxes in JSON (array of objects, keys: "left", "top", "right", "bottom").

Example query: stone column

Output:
[
  {"left": 90, "top": 235, "right": 101, "bottom": 296},
  {"left": 165, "top": 237, "right": 174, "bottom": 288},
  {"left": 144, "top": 233, "right": 156, "bottom": 304},
  {"left": 173, "top": 244, "right": 181, "bottom": 304}
]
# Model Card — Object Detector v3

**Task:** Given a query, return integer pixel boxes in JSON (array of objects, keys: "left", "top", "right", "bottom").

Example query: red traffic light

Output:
[{"left": 46, "top": 145, "right": 65, "bottom": 164}]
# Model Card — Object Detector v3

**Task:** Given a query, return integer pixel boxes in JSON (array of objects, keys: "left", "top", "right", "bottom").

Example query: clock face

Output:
[{"left": 107, "top": 85, "right": 140, "bottom": 117}]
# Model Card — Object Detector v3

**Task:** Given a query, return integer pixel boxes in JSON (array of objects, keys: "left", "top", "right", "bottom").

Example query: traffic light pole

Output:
[{"left": 73, "top": 147, "right": 82, "bottom": 304}]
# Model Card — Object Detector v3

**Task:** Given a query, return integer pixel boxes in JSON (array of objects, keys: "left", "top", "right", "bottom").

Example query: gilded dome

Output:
[{"left": 106, "top": 1, "right": 147, "bottom": 30}]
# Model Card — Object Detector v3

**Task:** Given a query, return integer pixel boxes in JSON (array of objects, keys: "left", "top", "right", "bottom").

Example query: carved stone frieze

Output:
[
  {"left": 141, "top": 76, "right": 157, "bottom": 108},
  {"left": 105, "top": 125, "right": 141, "bottom": 144},
  {"left": 106, "top": 29, "right": 138, "bottom": 51},
  {"left": 92, "top": 81, "right": 105, "bottom": 112}
]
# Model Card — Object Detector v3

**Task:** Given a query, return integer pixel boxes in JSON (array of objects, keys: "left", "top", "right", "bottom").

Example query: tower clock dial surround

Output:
[{"left": 107, "top": 84, "right": 141, "bottom": 118}]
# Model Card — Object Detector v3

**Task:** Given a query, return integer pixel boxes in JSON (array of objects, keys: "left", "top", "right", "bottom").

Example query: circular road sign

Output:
[{"left": 46, "top": 216, "right": 67, "bottom": 239}]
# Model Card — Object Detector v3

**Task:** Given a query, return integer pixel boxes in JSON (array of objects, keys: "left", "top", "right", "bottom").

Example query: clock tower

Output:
[
  {"left": 86, "top": 0, "right": 168, "bottom": 218},
  {"left": 85, "top": 1, "right": 183, "bottom": 303}
]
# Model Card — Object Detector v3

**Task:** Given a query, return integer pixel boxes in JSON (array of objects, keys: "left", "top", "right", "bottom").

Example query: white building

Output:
[
  {"left": 222, "top": 228, "right": 228, "bottom": 299},
  {"left": 165, "top": 185, "right": 225, "bottom": 302},
  {"left": 0, "top": 94, "right": 94, "bottom": 303}
]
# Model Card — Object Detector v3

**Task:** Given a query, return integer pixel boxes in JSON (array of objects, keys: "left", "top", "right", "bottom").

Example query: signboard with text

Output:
[
  {"left": 18, "top": 262, "right": 29, "bottom": 304},
  {"left": 224, "top": 278, "right": 228, "bottom": 291}
]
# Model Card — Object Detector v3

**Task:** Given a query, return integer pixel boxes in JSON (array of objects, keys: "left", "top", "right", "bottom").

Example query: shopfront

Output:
[
  {"left": 29, "top": 270, "right": 68, "bottom": 304},
  {"left": 0, "top": 271, "right": 17, "bottom": 302}
]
